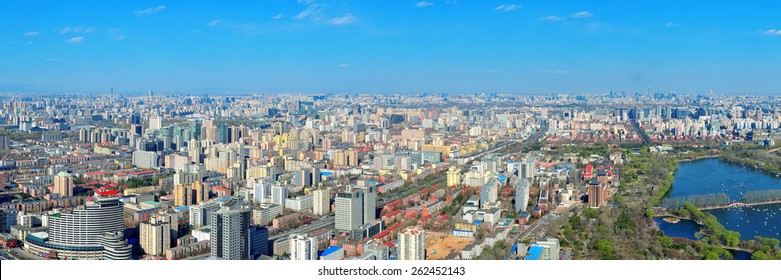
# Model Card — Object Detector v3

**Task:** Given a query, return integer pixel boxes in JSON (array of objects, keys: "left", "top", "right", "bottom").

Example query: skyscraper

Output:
[
  {"left": 335, "top": 187, "right": 363, "bottom": 235},
  {"left": 398, "top": 226, "right": 425, "bottom": 260},
  {"left": 289, "top": 234, "right": 318, "bottom": 260},
  {"left": 355, "top": 185, "right": 376, "bottom": 223},
  {"left": 189, "top": 201, "right": 221, "bottom": 229},
  {"left": 249, "top": 177, "right": 271, "bottom": 204},
  {"left": 210, "top": 199, "right": 251, "bottom": 260}
]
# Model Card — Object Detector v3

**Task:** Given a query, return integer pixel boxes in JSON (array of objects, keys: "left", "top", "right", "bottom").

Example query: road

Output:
[
  {"left": 269, "top": 215, "right": 335, "bottom": 240},
  {"left": 629, "top": 120, "right": 652, "bottom": 144}
]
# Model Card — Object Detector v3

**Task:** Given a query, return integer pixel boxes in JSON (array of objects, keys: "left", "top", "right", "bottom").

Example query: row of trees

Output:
[
  {"left": 742, "top": 189, "right": 781, "bottom": 204},
  {"left": 661, "top": 193, "right": 731, "bottom": 209}
]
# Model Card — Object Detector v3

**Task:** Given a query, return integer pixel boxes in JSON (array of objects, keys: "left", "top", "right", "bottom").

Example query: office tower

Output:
[
  {"left": 515, "top": 179, "right": 530, "bottom": 213},
  {"left": 533, "top": 238, "right": 561, "bottom": 260},
  {"left": 289, "top": 234, "right": 318, "bottom": 260},
  {"left": 398, "top": 226, "right": 425, "bottom": 260},
  {"left": 355, "top": 185, "right": 376, "bottom": 223},
  {"left": 249, "top": 177, "right": 271, "bottom": 204},
  {"left": 210, "top": 200, "right": 251, "bottom": 260},
  {"left": 249, "top": 226, "right": 269, "bottom": 259},
  {"left": 447, "top": 166, "right": 461, "bottom": 187},
  {"left": 189, "top": 201, "right": 221, "bottom": 229},
  {"left": 131, "top": 113, "right": 141, "bottom": 125},
  {"left": 271, "top": 184, "right": 288, "bottom": 207},
  {"left": 140, "top": 213, "right": 171, "bottom": 256},
  {"left": 312, "top": 188, "right": 330, "bottom": 215},
  {"left": 53, "top": 172, "right": 74, "bottom": 197},
  {"left": 335, "top": 187, "right": 363, "bottom": 235},
  {"left": 149, "top": 114, "right": 162, "bottom": 130},
  {"left": 132, "top": 150, "right": 159, "bottom": 168}
]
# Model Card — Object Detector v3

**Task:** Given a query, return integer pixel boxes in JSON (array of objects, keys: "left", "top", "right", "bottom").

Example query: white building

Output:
[
  {"left": 398, "top": 226, "right": 425, "bottom": 260},
  {"left": 312, "top": 188, "right": 330, "bottom": 215},
  {"left": 289, "top": 234, "right": 318, "bottom": 260}
]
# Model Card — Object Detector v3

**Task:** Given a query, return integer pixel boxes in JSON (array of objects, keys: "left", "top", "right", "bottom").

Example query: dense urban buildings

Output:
[{"left": 0, "top": 92, "right": 779, "bottom": 262}]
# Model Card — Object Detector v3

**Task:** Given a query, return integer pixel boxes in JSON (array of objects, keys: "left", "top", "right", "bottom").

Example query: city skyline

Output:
[{"left": 3, "top": 0, "right": 781, "bottom": 95}]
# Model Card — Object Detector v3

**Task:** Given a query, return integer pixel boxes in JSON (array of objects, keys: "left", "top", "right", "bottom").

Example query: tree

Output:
[{"left": 705, "top": 252, "right": 720, "bottom": 260}]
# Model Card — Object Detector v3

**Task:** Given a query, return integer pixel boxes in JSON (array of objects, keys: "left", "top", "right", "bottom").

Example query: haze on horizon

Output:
[{"left": 2, "top": 0, "right": 780, "bottom": 96}]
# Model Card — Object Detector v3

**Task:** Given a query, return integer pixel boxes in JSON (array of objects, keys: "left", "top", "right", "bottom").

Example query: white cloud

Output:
[
  {"left": 763, "top": 29, "right": 781, "bottom": 36},
  {"left": 113, "top": 35, "right": 126, "bottom": 40},
  {"left": 133, "top": 5, "right": 166, "bottom": 16},
  {"left": 272, "top": 13, "right": 286, "bottom": 20},
  {"left": 23, "top": 31, "right": 39, "bottom": 37},
  {"left": 65, "top": 36, "right": 84, "bottom": 44},
  {"left": 338, "top": 63, "right": 353, "bottom": 68},
  {"left": 540, "top": 15, "right": 565, "bottom": 21},
  {"left": 46, "top": 58, "right": 61, "bottom": 62},
  {"left": 328, "top": 13, "right": 355, "bottom": 25},
  {"left": 495, "top": 4, "right": 521, "bottom": 12},
  {"left": 665, "top": 22, "right": 680, "bottom": 27},
  {"left": 208, "top": 19, "right": 222, "bottom": 26},
  {"left": 415, "top": 1, "right": 433, "bottom": 8},
  {"left": 294, "top": 5, "right": 322, "bottom": 20},
  {"left": 57, "top": 26, "right": 95, "bottom": 34},
  {"left": 570, "top": 11, "right": 593, "bottom": 18}
]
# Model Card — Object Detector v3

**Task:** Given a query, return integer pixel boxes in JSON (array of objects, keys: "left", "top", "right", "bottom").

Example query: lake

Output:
[{"left": 658, "top": 158, "right": 781, "bottom": 240}]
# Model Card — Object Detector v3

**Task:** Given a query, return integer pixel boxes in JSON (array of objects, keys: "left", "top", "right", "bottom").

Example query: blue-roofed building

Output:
[
  {"left": 319, "top": 245, "right": 344, "bottom": 260},
  {"left": 524, "top": 246, "right": 544, "bottom": 260}
]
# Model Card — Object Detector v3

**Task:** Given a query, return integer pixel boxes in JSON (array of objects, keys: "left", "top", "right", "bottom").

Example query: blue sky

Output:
[{"left": 2, "top": 0, "right": 780, "bottom": 95}]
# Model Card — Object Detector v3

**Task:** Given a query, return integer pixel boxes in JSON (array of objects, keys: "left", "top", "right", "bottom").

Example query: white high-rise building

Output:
[
  {"left": 249, "top": 177, "right": 272, "bottom": 204},
  {"left": 189, "top": 201, "right": 220, "bottom": 229},
  {"left": 398, "top": 226, "right": 425, "bottom": 260},
  {"left": 515, "top": 178, "right": 530, "bottom": 213},
  {"left": 149, "top": 114, "right": 163, "bottom": 130},
  {"left": 289, "top": 234, "right": 318, "bottom": 260},
  {"left": 312, "top": 188, "right": 330, "bottom": 215},
  {"left": 335, "top": 187, "right": 363, "bottom": 234},
  {"left": 271, "top": 184, "right": 288, "bottom": 207}
]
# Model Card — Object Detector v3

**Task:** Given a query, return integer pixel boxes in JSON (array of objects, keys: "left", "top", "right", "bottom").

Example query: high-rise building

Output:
[
  {"left": 515, "top": 178, "right": 530, "bottom": 213},
  {"left": 249, "top": 177, "right": 271, "bottom": 204},
  {"left": 24, "top": 192, "right": 130, "bottom": 259},
  {"left": 289, "top": 234, "right": 318, "bottom": 260},
  {"left": 447, "top": 166, "right": 461, "bottom": 187},
  {"left": 149, "top": 114, "right": 162, "bottom": 130},
  {"left": 189, "top": 201, "right": 221, "bottom": 229},
  {"left": 210, "top": 199, "right": 251, "bottom": 260},
  {"left": 588, "top": 180, "right": 608, "bottom": 208},
  {"left": 294, "top": 168, "right": 312, "bottom": 187},
  {"left": 0, "top": 136, "right": 10, "bottom": 150},
  {"left": 355, "top": 185, "right": 376, "bottom": 223},
  {"left": 174, "top": 181, "right": 209, "bottom": 206},
  {"left": 312, "top": 187, "right": 330, "bottom": 215},
  {"left": 271, "top": 184, "right": 288, "bottom": 207},
  {"left": 53, "top": 172, "right": 74, "bottom": 197},
  {"left": 249, "top": 226, "right": 269, "bottom": 259},
  {"left": 335, "top": 186, "right": 364, "bottom": 237},
  {"left": 398, "top": 226, "right": 425, "bottom": 260},
  {"left": 140, "top": 213, "right": 171, "bottom": 256}
]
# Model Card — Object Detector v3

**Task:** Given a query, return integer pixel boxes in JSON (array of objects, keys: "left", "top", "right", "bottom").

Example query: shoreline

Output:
[{"left": 677, "top": 154, "right": 720, "bottom": 162}]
